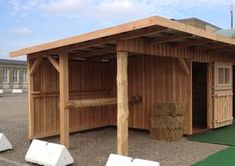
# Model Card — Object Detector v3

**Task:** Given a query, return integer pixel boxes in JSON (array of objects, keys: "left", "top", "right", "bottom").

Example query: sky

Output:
[{"left": 0, "top": 0, "right": 234, "bottom": 60}]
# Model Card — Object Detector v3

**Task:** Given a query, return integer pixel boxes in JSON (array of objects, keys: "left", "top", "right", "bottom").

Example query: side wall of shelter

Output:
[
  {"left": 30, "top": 55, "right": 188, "bottom": 139},
  {"left": 31, "top": 60, "right": 116, "bottom": 138}
]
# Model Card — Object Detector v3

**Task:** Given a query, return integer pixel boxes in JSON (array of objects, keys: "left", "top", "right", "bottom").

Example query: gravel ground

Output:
[{"left": 0, "top": 95, "right": 228, "bottom": 166}]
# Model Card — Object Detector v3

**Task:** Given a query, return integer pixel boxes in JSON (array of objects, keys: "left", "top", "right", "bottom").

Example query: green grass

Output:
[
  {"left": 192, "top": 146, "right": 235, "bottom": 166},
  {"left": 188, "top": 124, "right": 235, "bottom": 146}
]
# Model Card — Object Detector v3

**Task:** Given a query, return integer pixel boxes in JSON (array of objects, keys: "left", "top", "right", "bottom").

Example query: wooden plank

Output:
[
  {"left": 10, "top": 15, "right": 235, "bottom": 57},
  {"left": 117, "top": 51, "right": 129, "bottom": 156},
  {"left": 178, "top": 58, "right": 190, "bottom": 75},
  {"left": 185, "top": 60, "right": 192, "bottom": 135},
  {"left": 173, "top": 39, "right": 212, "bottom": 48},
  {"left": 59, "top": 53, "right": 70, "bottom": 148},
  {"left": 47, "top": 55, "right": 60, "bottom": 72},
  {"left": 207, "top": 63, "right": 213, "bottom": 128},
  {"left": 150, "top": 33, "right": 192, "bottom": 45},
  {"left": 116, "top": 38, "right": 235, "bottom": 63},
  {"left": 196, "top": 43, "right": 229, "bottom": 51},
  {"left": 72, "top": 46, "right": 116, "bottom": 57},
  {"left": 66, "top": 98, "right": 117, "bottom": 109},
  {"left": 27, "top": 57, "right": 34, "bottom": 139},
  {"left": 29, "top": 56, "right": 43, "bottom": 75}
]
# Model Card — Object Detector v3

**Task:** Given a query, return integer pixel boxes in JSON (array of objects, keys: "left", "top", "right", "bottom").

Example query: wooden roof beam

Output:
[
  {"left": 72, "top": 46, "right": 116, "bottom": 57},
  {"left": 214, "top": 48, "right": 235, "bottom": 54},
  {"left": 195, "top": 43, "right": 229, "bottom": 51},
  {"left": 173, "top": 39, "right": 213, "bottom": 48},
  {"left": 26, "top": 26, "right": 168, "bottom": 56},
  {"left": 150, "top": 33, "right": 193, "bottom": 45}
]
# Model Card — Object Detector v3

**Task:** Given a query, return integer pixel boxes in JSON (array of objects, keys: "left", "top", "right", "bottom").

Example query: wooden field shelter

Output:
[{"left": 10, "top": 16, "right": 235, "bottom": 155}]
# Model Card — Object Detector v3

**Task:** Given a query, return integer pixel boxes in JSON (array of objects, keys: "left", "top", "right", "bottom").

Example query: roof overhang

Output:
[{"left": 10, "top": 15, "right": 235, "bottom": 58}]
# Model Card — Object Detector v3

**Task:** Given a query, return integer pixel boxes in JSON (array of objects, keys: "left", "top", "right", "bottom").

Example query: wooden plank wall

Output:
[
  {"left": 111, "top": 55, "right": 186, "bottom": 130},
  {"left": 30, "top": 55, "right": 187, "bottom": 138},
  {"left": 117, "top": 38, "right": 235, "bottom": 63},
  {"left": 32, "top": 60, "right": 116, "bottom": 138}
]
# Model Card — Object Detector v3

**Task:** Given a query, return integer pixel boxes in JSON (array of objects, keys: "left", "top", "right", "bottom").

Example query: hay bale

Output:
[
  {"left": 150, "top": 102, "right": 185, "bottom": 141},
  {"left": 150, "top": 129, "right": 183, "bottom": 141},
  {"left": 152, "top": 103, "right": 184, "bottom": 117},
  {"left": 151, "top": 116, "right": 184, "bottom": 130}
]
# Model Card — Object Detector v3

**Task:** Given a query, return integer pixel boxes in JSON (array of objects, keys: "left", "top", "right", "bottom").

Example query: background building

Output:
[{"left": 0, "top": 59, "right": 28, "bottom": 93}]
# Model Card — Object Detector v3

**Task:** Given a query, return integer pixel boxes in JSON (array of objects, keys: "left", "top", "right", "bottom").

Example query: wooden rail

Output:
[{"left": 66, "top": 98, "right": 117, "bottom": 109}]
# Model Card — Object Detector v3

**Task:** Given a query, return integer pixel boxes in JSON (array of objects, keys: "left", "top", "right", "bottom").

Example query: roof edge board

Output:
[{"left": 10, "top": 15, "right": 235, "bottom": 57}]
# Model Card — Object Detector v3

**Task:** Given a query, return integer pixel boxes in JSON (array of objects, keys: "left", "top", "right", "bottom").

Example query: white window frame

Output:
[
  {"left": 13, "top": 69, "right": 20, "bottom": 83},
  {"left": 22, "top": 69, "right": 27, "bottom": 83},
  {"left": 2, "top": 69, "right": 10, "bottom": 83}
]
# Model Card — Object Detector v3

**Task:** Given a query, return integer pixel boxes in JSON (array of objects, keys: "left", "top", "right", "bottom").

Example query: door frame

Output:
[{"left": 191, "top": 62, "right": 210, "bottom": 133}]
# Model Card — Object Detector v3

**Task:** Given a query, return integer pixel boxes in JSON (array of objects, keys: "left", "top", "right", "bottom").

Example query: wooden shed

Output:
[{"left": 10, "top": 16, "right": 235, "bottom": 155}]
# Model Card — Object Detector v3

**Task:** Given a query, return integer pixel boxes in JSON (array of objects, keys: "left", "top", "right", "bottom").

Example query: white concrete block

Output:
[
  {"left": 0, "top": 89, "right": 3, "bottom": 94},
  {"left": 25, "top": 139, "right": 74, "bottom": 166},
  {"left": 132, "top": 159, "right": 160, "bottom": 166},
  {"left": 106, "top": 154, "right": 160, "bottom": 166},
  {"left": 12, "top": 89, "right": 23, "bottom": 94},
  {"left": 106, "top": 154, "right": 132, "bottom": 166},
  {"left": 0, "top": 133, "right": 13, "bottom": 152}
]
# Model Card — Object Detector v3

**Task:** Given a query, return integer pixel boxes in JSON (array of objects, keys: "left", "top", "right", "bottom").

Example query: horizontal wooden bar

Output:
[{"left": 66, "top": 98, "right": 117, "bottom": 109}]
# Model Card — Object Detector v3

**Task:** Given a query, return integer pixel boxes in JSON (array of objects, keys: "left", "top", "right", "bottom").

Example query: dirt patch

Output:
[{"left": 0, "top": 95, "right": 227, "bottom": 166}]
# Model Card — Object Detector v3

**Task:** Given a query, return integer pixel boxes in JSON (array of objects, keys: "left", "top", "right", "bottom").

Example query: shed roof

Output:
[{"left": 10, "top": 15, "right": 235, "bottom": 58}]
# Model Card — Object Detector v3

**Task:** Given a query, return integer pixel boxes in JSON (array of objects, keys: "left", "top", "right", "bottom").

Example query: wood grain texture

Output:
[
  {"left": 66, "top": 98, "right": 117, "bottom": 109},
  {"left": 29, "top": 55, "right": 192, "bottom": 139},
  {"left": 117, "top": 51, "right": 129, "bottom": 155},
  {"left": 59, "top": 53, "right": 69, "bottom": 148}
]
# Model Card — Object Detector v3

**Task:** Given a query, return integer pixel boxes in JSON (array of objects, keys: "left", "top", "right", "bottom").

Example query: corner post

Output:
[
  {"left": 27, "top": 56, "right": 34, "bottom": 139},
  {"left": 117, "top": 51, "right": 129, "bottom": 155},
  {"left": 59, "top": 53, "right": 69, "bottom": 148}
]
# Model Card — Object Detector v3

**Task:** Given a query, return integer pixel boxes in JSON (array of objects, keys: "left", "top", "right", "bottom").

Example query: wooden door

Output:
[{"left": 212, "top": 62, "right": 233, "bottom": 128}]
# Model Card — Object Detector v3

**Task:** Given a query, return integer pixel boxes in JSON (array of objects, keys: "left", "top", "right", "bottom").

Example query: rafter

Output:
[
  {"left": 195, "top": 43, "right": 230, "bottom": 51},
  {"left": 214, "top": 47, "right": 235, "bottom": 54},
  {"left": 173, "top": 39, "right": 213, "bottom": 48},
  {"left": 150, "top": 33, "right": 192, "bottom": 45},
  {"left": 72, "top": 46, "right": 116, "bottom": 57}
]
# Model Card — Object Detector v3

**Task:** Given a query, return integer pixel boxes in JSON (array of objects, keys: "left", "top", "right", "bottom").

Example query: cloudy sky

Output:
[{"left": 0, "top": 0, "right": 233, "bottom": 60}]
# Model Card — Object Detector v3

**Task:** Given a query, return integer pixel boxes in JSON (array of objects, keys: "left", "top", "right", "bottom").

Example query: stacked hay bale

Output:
[{"left": 150, "top": 103, "right": 184, "bottom": 141}]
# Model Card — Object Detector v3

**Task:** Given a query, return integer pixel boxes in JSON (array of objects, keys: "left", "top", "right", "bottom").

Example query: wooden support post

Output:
[
  {"left": 59, "top": 53, "right": 69, "bottom": 148},
  {"left": 184, "top": 60, "right": 192, "bottom": 135},
  {"left": 117, "top": 51, "right": 129, "bottom": 156},
  {"left": 27, "top": 56, "right": 34, "bottom": 139},
  {"left": 207, "top": 63, "right": 213, "bottom": 129}
]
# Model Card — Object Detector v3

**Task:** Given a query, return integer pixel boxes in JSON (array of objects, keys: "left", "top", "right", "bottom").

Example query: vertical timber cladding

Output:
[
  {"left": 31, "top": 54, "right": 188, "bottom": 138},
  {"left": 31, "top": 58, "right": 116, "bottom": 138},
  {"left": 111, "top": 55, "right": 188, "bottom": 132}
]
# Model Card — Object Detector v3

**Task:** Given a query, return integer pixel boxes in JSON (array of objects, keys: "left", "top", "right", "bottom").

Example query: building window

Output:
[
  {"left": 13, "top": 69, "right": 19, "bottom": 83},
  {"left": 217, "top": 67, "right": 231, "bottom": 85},
  {"left": 2, "top": 69, "right": 9, "bottom": 83},
  {"left": 22, "top": 69, "right": 27, "bottom": 83}
]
